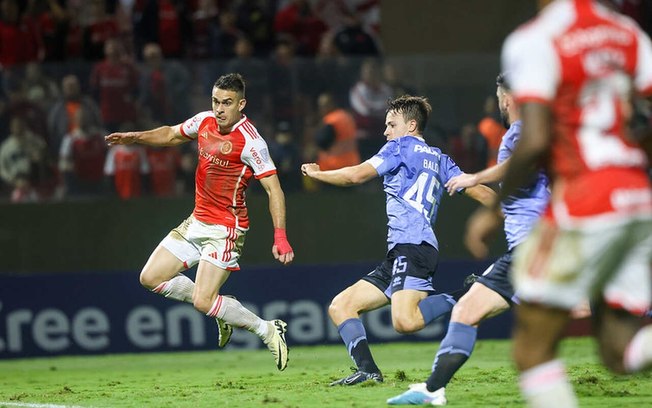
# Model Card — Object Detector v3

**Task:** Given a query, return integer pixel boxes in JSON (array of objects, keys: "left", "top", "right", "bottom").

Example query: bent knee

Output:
[
  {"left": 450, "top": 302, "right": 484, "bottom": 326},
  {"left": 328, "top": 297, "right": 350, "bottom": 322},
  {"left": 139, "top": 269, "right": 160, "bottom": 290},
  {"left": 392, "top": 315, "right": 422, "bottom": 334},
  {"left": 192, "top": 296, "right": 212, "bottom": 314}
]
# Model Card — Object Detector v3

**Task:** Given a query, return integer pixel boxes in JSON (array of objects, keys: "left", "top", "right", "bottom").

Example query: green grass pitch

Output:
[{"left": 1, "top": 337, "right": 651, "bottom": 407}]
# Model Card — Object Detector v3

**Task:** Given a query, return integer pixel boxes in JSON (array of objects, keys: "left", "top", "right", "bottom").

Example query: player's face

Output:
[
  {"left": 212, "top": 87, "right": 246, "bottom": 131},
  {"left": 383, "top": 110, "right": 410, "bottom": 141},
  {"left": 496, "top": 87, "right": 511, "bottom": 128}
]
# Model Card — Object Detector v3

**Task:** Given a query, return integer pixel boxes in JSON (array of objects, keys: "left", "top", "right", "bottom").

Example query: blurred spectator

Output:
[
  {"left": 0, "top": 0, "right": 43, "bottom": 67},
  {"left": 224, "top": 36, "right": 270, "bottom": 124},
  {"left": 268, "top": 120, "right": 301, "bottom": 191},
  {"left": 188, "top": 0, "right": 219, "bottom": 59},
  {"left": 21, "top": 62, "right": 60, "bottom": 112},
  {"left": 58, "top": 108, "right": 106, "bottom": 197},
  {"left": 25, "top": 0, "right": 68, "bottom": 61},
  {"left": 447, "top": 123, "right": 488, "bottom": 174},
  {"left": 82, "top": 0, "right": 120, "bottom": 61},
  {"left": 61, "top": 1, "right": 86, "bottom": 61},
  {"left": 232, "top": 0, "right": 274, "bottom": 57},
  {"left": 383, "top": 62, "right": 416, "bottom": 98},
  {"left": 145, "top": 145, "right": 182, "bottom": 197},
  {"left": 89, "top": 38, "right": 140, "bottom": 132},
  {"left": 349, "top": 58, "right": 392, "bottom": 160},
  {"left": 140, "top": 43, "right": 192, "bottom": 123},
  {"left": 477, "top": 95, "right": 506, "bottom": 167},
  {"left": 313, "top": 0, "right": 352, "bottom": 31},
  {"left": 268, "top": 38, "right": 303, "bottom": 130},
  {"left": 0, "top": 116, "right": 58, "bottom": 201},
  {"left": 104, "top": 142, "right": 150, "bottom": 200},
  {"left": 48, "top": 74, "right": 103, "bottom": 157},
  {"left": 4, "top": 71, "right": 49, "bottom": 145},
  {"left": 212, "top": 9, "right": 242, "bottom": 58},
  {"left": 133, "top": 0, "right": 189, "bottom": 58},
  {"left": 309, "top": 31, "right": 357, "bottom": 107},
  {"left": 333, "top": 12, "right": 379, "bottom": 57},
  {"left": 0, "top": 116, "right": 44, "bottom": 189},
  {"left": 314, "top": 92, "right": 360, "bottom": 171},
  {"left": 274, "top": 0, "right": 327, "bottom": 56}
]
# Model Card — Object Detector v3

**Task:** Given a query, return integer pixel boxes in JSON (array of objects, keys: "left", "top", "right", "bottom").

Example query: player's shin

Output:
[
  {"left": 426, "top": 322, "right": 477, "bottom": 392},
  {"left": 338, "top": 318, "right": 380, "bottom": 374},
  {"left": 206, "top": 295, "right": 269, "bottom": 337}
]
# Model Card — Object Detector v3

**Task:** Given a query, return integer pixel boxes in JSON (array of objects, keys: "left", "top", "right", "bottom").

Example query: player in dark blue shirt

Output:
[{"left": 301, "top": 95, "right": 496, "bottom": 386}]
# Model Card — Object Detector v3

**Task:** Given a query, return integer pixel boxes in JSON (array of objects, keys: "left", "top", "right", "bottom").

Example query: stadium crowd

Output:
[{"left": 0, "top": 0, "right": 649, "bottom": 203}]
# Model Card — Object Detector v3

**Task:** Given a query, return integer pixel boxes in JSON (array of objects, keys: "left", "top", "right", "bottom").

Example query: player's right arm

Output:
[
  {"left": 105, "top": 124, "right": 188, "bottom": 147},
  {"left": 300, "top": 162, "right": 378, "bottom": 186},
  {"left": 445, "top": 159, "right": 510, "bottom": 196}
]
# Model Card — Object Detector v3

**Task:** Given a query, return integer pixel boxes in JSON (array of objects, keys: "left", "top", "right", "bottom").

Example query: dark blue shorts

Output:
[
  {"left": 362, "top": 243, "right": 439, "bottom": 299},
  {"left": 477, "top": 248, "right": 518, "bottom": 304}
]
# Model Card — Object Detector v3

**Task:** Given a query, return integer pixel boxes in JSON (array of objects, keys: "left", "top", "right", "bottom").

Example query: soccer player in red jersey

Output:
[
  {"left": 466, "top": 1, "right": 652, "bottom": 406},
  {"left": 106, "top": 73, "right": 293, "bottom": 371}
]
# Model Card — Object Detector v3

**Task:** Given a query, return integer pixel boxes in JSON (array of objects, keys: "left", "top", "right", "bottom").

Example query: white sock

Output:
[
  {"left": 519, "top": 360, "right": 578, "bottom": 408},
  {"left": 152, "top": 274, "right": 194, "bottom": 303},
  {"left": 624, "top": 325, "right": 652, "bottom": 373},
  {"left": 206, "top": 295, "right": 269, "bottom": 338}
]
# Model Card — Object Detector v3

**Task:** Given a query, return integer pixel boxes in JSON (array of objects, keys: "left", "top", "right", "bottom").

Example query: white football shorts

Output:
[
  {"left": 512, "top": 216, "right": 652, "bottom": 315},
  {"left": 160, "top": 214, "right": 246, "bottom": 271}
]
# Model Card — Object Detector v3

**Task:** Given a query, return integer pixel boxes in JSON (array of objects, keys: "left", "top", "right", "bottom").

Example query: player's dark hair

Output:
[
  {"left": 496, "top": 72, "right": 510, "bottom": 91},
  {"left": 214, "top": 73, "right": 246, "bottom": 98},
  {"left": 387, "top": 95, "right": 432, "bottom": 132}
]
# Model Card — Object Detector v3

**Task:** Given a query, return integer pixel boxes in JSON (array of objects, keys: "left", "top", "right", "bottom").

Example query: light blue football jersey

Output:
[
  {"left": 367, "top": 136, "right": 463, "bottom": 252},
  {"left": 498, "top": 120, "right": 550, "bottom": 249}
]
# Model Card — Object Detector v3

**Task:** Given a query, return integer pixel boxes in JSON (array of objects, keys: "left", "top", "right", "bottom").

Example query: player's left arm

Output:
[
  {"left": 300, "top": 162, "right": 378, "bottom": 186},
  {"left": 259, "top": 174, "right": 294, "bottom": 265}
]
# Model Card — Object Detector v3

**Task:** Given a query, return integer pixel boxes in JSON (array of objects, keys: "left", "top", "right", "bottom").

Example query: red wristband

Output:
[{"left": 273, "top": 228, "right": 293, "bottom": 255}]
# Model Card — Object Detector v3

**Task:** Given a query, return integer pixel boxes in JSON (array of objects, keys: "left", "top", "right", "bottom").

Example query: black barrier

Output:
[{"left": 0, "top": 260, "right": 514, "bottom": 359}]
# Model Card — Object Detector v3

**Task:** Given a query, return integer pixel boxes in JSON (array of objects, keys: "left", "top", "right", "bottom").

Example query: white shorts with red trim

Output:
[
  {"left": 512, "top": 215, "right": 652, "bottom": 315},
  {"left": 160, "top": 214, "right": 246, "bottom": 271}
]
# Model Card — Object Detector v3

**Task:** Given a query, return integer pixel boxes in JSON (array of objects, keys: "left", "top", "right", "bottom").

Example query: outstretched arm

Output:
[
  {"left": 445, "top": 160, "right": 510, "bottom": 195},
  {"left": 300, "top": 162, "right": 378, "bottom": 186},
  {"left": 259, "top": 174, "right": 294, "bottom": 265},
  {"left": 105, "top": 124, "right": 189, "bottom": 147},
  {"left": 465, "top": 102, "right": 552, "bottom": 259}
]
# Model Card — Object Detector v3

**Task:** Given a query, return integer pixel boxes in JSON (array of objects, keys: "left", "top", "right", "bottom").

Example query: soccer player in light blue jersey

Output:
[
  {"left": 301, "top": 95, "right": 496, "bottom": 386},
  {"left": 387, "top": 74, "right": 551, "bottom": 405}
]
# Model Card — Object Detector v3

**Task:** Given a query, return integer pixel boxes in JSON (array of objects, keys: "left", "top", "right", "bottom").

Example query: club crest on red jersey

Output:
[{"left": 220, "top": 141, "right": 233, "bottom": 154}]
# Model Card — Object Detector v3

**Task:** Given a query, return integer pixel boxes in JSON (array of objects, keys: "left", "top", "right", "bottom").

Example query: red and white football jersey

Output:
[
  {"left": 180, "top": 113, "right": 276, "bottom": 229},
  {"left": 502, "top": 0, "right": 652, "bottom": 224}
]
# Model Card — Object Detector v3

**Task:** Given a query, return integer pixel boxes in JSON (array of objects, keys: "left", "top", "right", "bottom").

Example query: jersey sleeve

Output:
[
  {"left": 365, "top": 140, "right": 401, "bottom": 176},
  {"left": 502, "top": 27, "right": 560, "bottom": 104},
  {"left": 179, "top": 111, "right": 212, "bottom": 140},
  {"left": 241, "top": 135, "right": 277, "bottom": 178},
  {"left": 635, "top": 28, "right": 652, "bottom": 95},
  {"left": 440, "top": 154, "right": 463, "bottom": 185}
]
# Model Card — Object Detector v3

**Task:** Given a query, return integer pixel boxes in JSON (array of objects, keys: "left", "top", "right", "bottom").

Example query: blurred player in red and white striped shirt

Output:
[
  {"left": 105, "top": 73, "right": 293, "bottom": 371},
  {"left": 465, "top": 1, "right": 652, "bottom": 406}
]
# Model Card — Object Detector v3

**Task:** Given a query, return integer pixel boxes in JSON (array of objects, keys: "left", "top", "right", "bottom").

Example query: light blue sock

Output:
[{"left": 418, "top": 294, "right": 456, "bottom": 325}]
